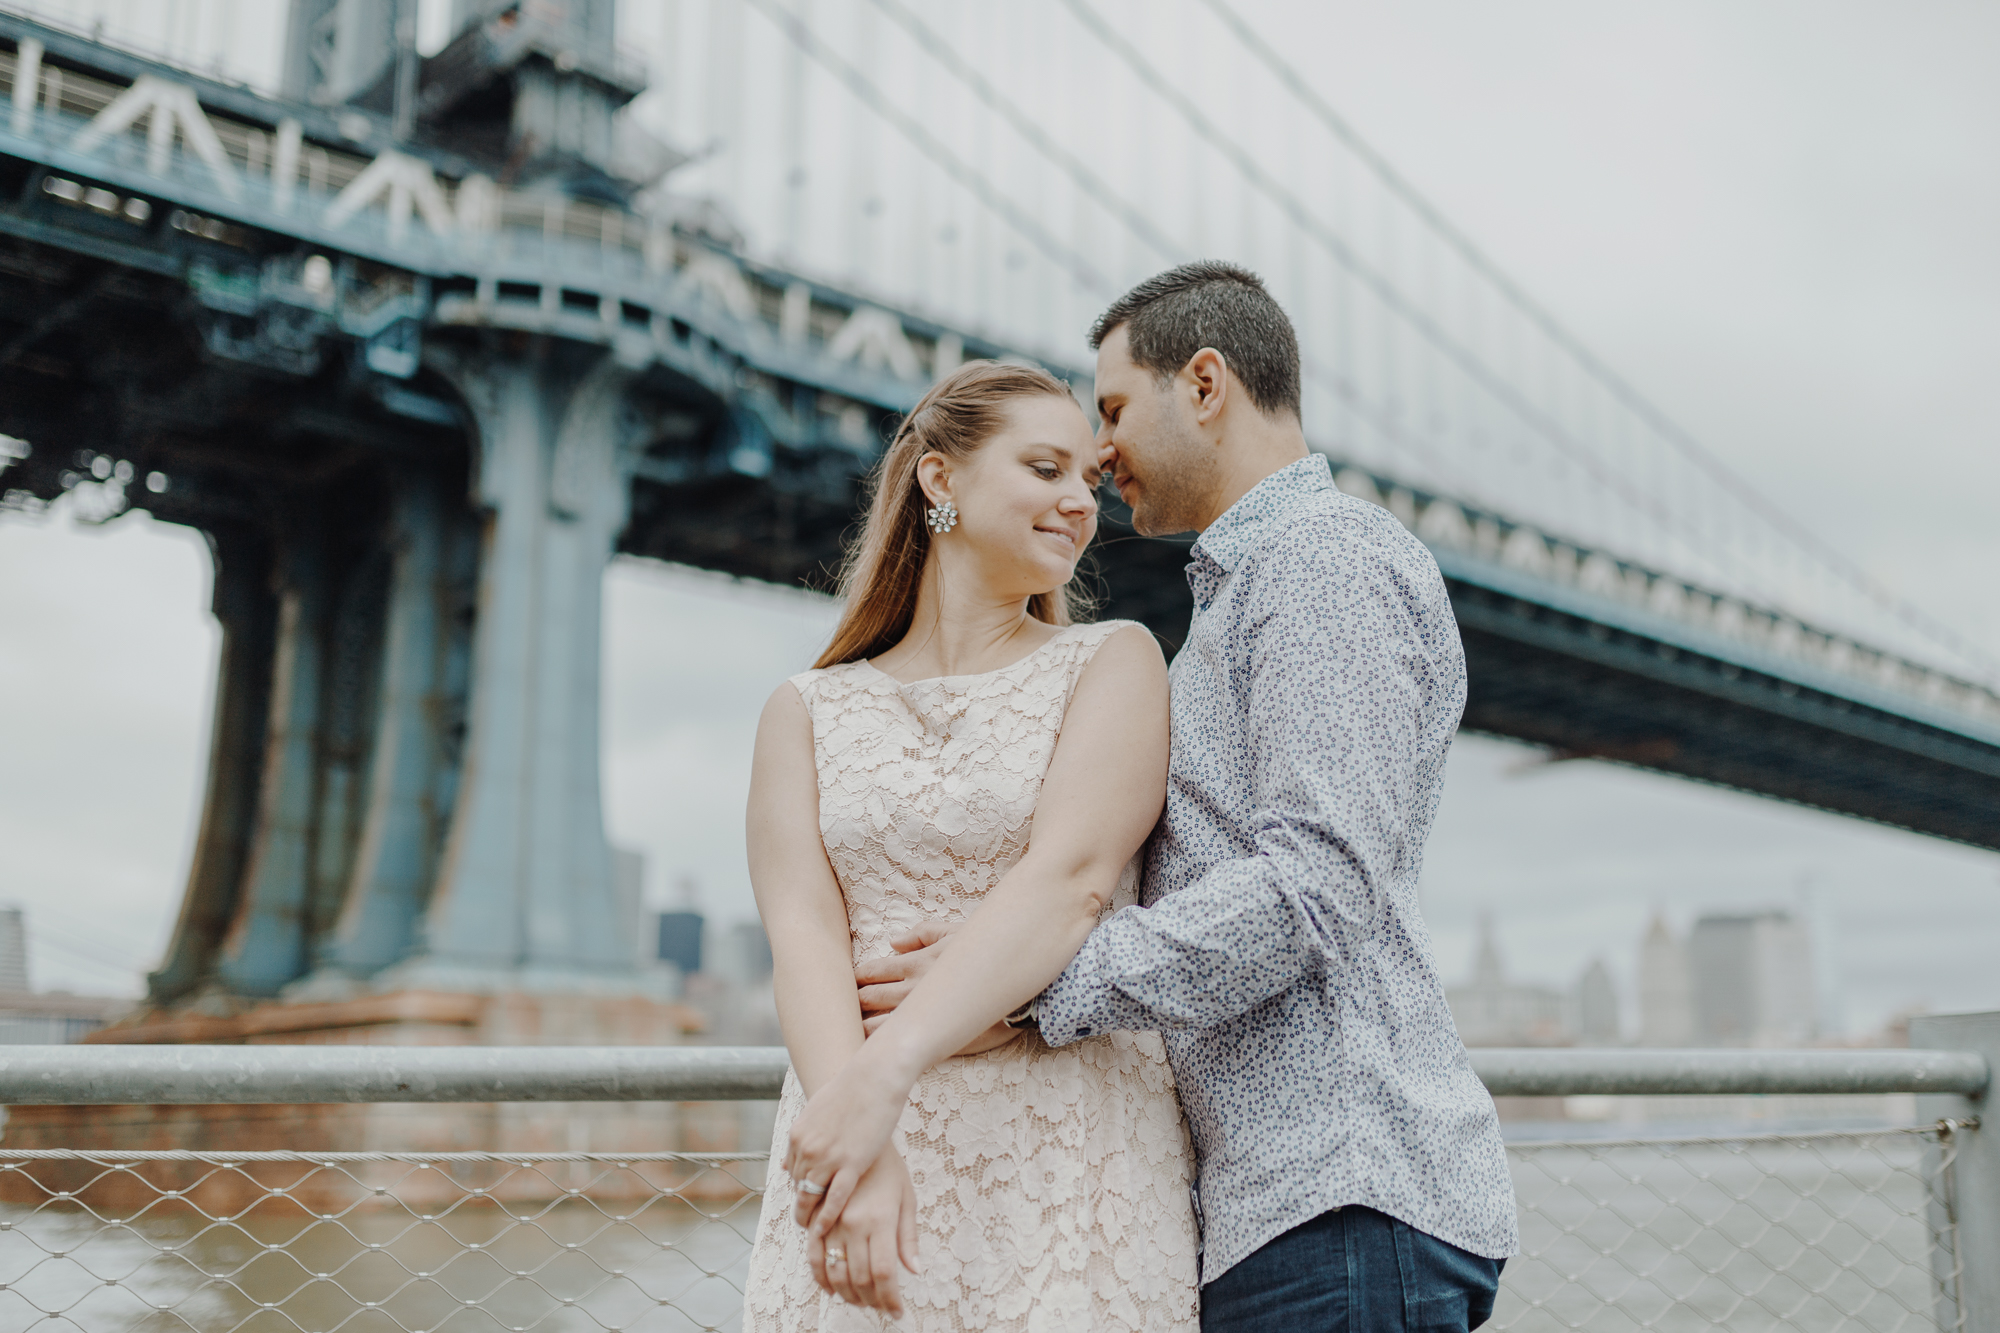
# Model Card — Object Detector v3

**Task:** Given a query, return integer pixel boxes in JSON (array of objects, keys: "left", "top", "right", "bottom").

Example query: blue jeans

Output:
[{"left": 1200, "top": 1206, "right": 1504, "bottom": 1332}]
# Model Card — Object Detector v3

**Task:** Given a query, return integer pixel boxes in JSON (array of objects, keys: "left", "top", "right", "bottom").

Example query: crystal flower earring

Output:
[{"left": 926, "top": 499, "right": 959, "bottom": 534}]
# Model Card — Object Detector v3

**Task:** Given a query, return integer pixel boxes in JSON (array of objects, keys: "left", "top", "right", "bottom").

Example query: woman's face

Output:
[{"left": 927, "top": 394, "right": 1100, "bottom": 597}]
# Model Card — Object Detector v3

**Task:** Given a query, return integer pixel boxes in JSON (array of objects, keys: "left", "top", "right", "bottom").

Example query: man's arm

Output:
[{"left": 1037, "top": 527, "right": 1459, "bottom": 1044}]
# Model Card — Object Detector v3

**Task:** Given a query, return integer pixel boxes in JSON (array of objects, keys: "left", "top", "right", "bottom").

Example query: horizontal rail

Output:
[
  {"left": 0, "top": 1045, "right": 791, "bottom": 1104},
  {"left": 1468, "top": 1047, "right": 1989, "bottom": 1097},
  {"left": 0, "top": 1045, "right": 1984, "bottom": 1105}
]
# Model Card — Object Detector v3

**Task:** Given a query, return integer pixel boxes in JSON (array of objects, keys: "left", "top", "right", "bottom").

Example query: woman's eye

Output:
[{"left": 1032, "top": 464, "right": 1060, "bottom": 479}]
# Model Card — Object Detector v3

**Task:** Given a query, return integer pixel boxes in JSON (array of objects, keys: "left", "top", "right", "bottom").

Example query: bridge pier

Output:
[
  {"left": 149, "top": 524, "right": 279, "bottom": 1002},
  {"left": 143, "top": 345, "right": 657, "bottom": 1005},
  {"left": 381, "top": 344, "right": 644, "bottom": 992},
  {"left": 313, "top": 466, "right": 477, "bottom": 980}
]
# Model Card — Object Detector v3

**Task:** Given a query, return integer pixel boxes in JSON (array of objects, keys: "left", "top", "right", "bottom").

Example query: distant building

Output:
[
  {"left": 0, "top": 992, "right": 126, "bottom": 1044},
  {"left": 612, "top": 847, "right": 649, "bottom": 969},
  {"left": 1638, "top": 914, "right": 1696, "bottom": 1046},
  {"left": 0, "top": 908, "right": 126, "bottom": 1043},
  {"left": 1446, "top": 914, "right": 1566, "bottom": 1046},
  {"left": 656, "top": 912, "right": 704, "bottom": 975},
  {"left": 718, "top": 921, "right": 774, "bottom": 986},
  {"left": 0, "top": 907, "right": 27, "bottom": 992},
  {"left": 1688, "top": 911, "right": 1816, "bottom": 1047},
  {"left": 1570, "top": 958, "right": 1620, "bottom": 1046}
]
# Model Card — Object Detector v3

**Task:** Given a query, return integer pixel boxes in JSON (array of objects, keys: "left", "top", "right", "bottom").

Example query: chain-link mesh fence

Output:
[
  {"left": 0, "top": 1123, "right": 1969, "bottom": 1331},
  {"left": 1496, "top": 1123, "right": 1967, "bottom": 1333},
  {"left": 0, "top": 1150, "right": 766, "bottom": 1331}
]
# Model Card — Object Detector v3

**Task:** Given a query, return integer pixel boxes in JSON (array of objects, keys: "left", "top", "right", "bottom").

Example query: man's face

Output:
[{"left": 1093, "top": 326, "right": 1217, "bottom": 537}]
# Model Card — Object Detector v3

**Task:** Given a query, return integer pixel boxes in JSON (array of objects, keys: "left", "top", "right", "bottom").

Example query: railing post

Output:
[{"left": 1912, "top": 1011, "right": 1999, "bottom": 1333}]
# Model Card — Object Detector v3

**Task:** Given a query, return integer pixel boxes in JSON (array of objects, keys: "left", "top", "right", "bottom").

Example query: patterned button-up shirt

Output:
[{"left": 1039, "top": 454, "right": 1518, "bottom": 1283}]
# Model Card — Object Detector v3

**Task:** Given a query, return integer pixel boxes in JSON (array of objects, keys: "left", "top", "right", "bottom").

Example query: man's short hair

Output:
[{"left": 1089, "top": 261, "right": 1301, "bottom": 420}]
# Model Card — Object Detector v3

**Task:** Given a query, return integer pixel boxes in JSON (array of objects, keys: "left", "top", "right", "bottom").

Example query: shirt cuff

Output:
[{"left": 1036, "top": 941, "right": 1139, "bottom": 1046}]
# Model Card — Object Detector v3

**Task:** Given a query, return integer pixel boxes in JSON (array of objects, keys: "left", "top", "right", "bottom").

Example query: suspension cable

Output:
[
  {"left": 849, "top": 0, "right": 1461, "bottom": 480},
  {"left": 1193, "top": 0, "right": 1995, "bottom": 677},
  {"left": 736, "top": 0, "right": 1111, "bottom": 296}
]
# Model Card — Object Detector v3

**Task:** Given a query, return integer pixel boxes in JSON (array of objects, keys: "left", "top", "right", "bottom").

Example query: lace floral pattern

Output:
[{"left": 743, "top": 622, "right": 1200, "bottom": 1332}]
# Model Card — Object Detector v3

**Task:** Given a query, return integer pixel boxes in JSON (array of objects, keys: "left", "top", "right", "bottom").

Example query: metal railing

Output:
[{"left": 0, "top": 1038, "right": 1990, "bottom": 1332}]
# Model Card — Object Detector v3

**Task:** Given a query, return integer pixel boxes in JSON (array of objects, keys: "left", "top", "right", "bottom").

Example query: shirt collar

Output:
[{"left": 1189, "top": 454, "right": 1334, "bottom": 576}]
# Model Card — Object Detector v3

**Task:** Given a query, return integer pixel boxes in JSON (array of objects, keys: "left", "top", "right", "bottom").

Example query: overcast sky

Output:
[{"left": 1, "top": 0, "right": 1995, "bottom": 1034}]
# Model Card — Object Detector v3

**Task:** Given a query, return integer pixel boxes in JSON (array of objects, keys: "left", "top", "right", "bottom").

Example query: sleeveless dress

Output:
[{"left": 742, "top": 620, "right": 1201, "bottom": 1333}]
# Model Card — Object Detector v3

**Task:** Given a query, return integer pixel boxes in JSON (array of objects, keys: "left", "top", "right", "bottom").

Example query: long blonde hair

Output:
[{"left": 815, "top": 360, "right": 1091, "bottom": 669}]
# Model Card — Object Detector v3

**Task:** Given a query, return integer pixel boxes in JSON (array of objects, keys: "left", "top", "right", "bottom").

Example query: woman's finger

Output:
[
  {"left": 843, "top": 1227, "right": 875, "bottom": 1309},
  {"left": 893, "top": 921, "right": 952, "bottom": 952},
  {"left": 826, "top": 1228, "right": 860, "bottom": 1306},
  {"left": 809, "top": 1165, "right": 862, "bottom": 1239},
  {"left": 855, "top": 980, "right": 908, "bottom": 1013},
  {"left": 869, "top": 1220, "right": 904, "bottom": 1316},
  {"left": 805, "top": 1228, "right": 831, "bottom": 1295},
  {"left": 791, "top": 1171, "right": 827, "bottom": 1229},
  {"left": 898, "top": 1170, "right": 921, "bottom": 1275}
]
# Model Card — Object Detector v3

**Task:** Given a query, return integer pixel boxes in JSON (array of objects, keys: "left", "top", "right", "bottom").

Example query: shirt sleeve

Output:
[{"left": 1037, "top": 522, "right": 1458, "bottom": 1044}]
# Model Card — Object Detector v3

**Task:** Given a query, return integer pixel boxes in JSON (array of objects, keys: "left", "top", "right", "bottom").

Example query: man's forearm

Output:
[{"left": 1036, "top": 859, "right": 1318, "bottom": 1044}]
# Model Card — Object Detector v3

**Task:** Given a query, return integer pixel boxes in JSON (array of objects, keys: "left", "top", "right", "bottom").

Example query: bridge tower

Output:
[
  {"left": 142, "top": 0, "right": 661, "bottom": 1014},
  {"left": 0, "top": 0, "right": 1063, "bottom": 1135}
]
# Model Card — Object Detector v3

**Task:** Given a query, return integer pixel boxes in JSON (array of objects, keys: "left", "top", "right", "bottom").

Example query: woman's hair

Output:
[{"left": 814, "top": 360, "right": 1091, "bottom": 669}]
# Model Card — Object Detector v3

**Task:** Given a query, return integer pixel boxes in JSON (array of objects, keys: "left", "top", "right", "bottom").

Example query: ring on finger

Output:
[
  {"left": 797, "top": 1179, "right": 828, "bottom": 1196},
  {"left": 825, "top": 1244, "right": 846, "bottom": 1263}
]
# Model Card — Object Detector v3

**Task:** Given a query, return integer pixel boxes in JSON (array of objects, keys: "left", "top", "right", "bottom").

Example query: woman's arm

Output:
[
  {"left": 750, "top": 682, "right": 920, "bottom": 1312},
  {"left": 748, "top": 682, "right": 866, "bottom": 1096},
  {"left": 782, "top": 625, "right": 1170, "bottom": 1232}
]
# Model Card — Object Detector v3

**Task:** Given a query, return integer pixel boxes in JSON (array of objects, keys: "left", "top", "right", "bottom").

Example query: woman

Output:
[{"left": 741, "top": 361, "right": 1199, "bottom": 1330}]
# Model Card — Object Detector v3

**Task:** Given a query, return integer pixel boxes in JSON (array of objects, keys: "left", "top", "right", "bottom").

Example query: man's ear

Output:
[{"left": 1185, "top": 348, "right": 1229, "bottom": 427}]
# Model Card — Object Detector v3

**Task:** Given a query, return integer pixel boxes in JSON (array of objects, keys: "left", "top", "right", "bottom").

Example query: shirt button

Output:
[{"left": 1076, "top": 1027, "right": 1093, "bottom": 1037}]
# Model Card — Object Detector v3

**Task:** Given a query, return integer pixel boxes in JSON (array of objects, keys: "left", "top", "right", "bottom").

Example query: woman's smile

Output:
[{"left": 1034, "top": 524, "right": 1079, "bottom": 552}]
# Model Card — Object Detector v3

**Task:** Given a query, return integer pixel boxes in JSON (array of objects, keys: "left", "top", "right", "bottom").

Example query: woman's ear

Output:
[{"left": 915, "top": 452, "right": 953, "bottom": 507}]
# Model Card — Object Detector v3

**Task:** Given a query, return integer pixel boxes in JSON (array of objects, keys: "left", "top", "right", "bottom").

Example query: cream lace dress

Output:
[{"left": 743, "top": 620, "right": 1200, "bottom": 1332}]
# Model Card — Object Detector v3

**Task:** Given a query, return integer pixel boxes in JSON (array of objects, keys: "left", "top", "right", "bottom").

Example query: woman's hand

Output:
[
  {"left": 807, "top": 1147, "right": 920, "bottom": 1315},
  {"left": 784, "top": 1051, "right": 915, "bottom": 1236},
  {"left": 858, "top": 925, "right": 1016, "bottom": 1055}
]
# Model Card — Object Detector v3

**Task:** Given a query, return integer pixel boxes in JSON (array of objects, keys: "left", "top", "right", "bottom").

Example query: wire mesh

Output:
[
  {"left": 0, "top": 1150, "right": 767, "bottom": 1332},
  {"left": 0, "top": 1124, "right": 1967, "bottom": 1332},
  {"left": 1495, "top": 1123, "right": 1967, "bottom": 1333}
]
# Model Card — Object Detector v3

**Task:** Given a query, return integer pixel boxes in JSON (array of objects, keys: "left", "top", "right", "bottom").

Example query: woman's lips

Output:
[{"left": 1034, "top": 526, "right": 1078, "bottom": 549}]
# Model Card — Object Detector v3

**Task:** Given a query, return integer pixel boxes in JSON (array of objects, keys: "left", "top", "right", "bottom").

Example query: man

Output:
[{"left": 860, "top": 261, "right": 1517, "bottom": 1330}]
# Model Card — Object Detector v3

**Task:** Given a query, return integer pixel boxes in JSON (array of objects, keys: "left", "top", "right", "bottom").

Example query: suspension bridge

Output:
[{"left": 0, "top": 0, "right": 1993, "bottom": 1012}]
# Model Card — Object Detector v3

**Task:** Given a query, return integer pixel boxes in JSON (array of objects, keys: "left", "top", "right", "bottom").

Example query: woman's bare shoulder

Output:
[{"left": 1081, "top": 621, "right": 1167, "bottom": 676}]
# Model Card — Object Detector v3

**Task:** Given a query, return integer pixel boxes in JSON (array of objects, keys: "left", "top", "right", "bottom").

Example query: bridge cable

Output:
[
  {"left": 736, "top": 0, "right": 1112, "bottom": 297},
  {"left": 1194, "top": 0, "right": 1998, "bottom": 679},
  {"left": 1048, "top": 0, "right": 1695, "bottom": 572},
  {"left": 857, "top": 0, "right": 1183, "bottom": 266},
  {"left": 851, "top": 0, "right": 1467, "bottom": 483}
]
